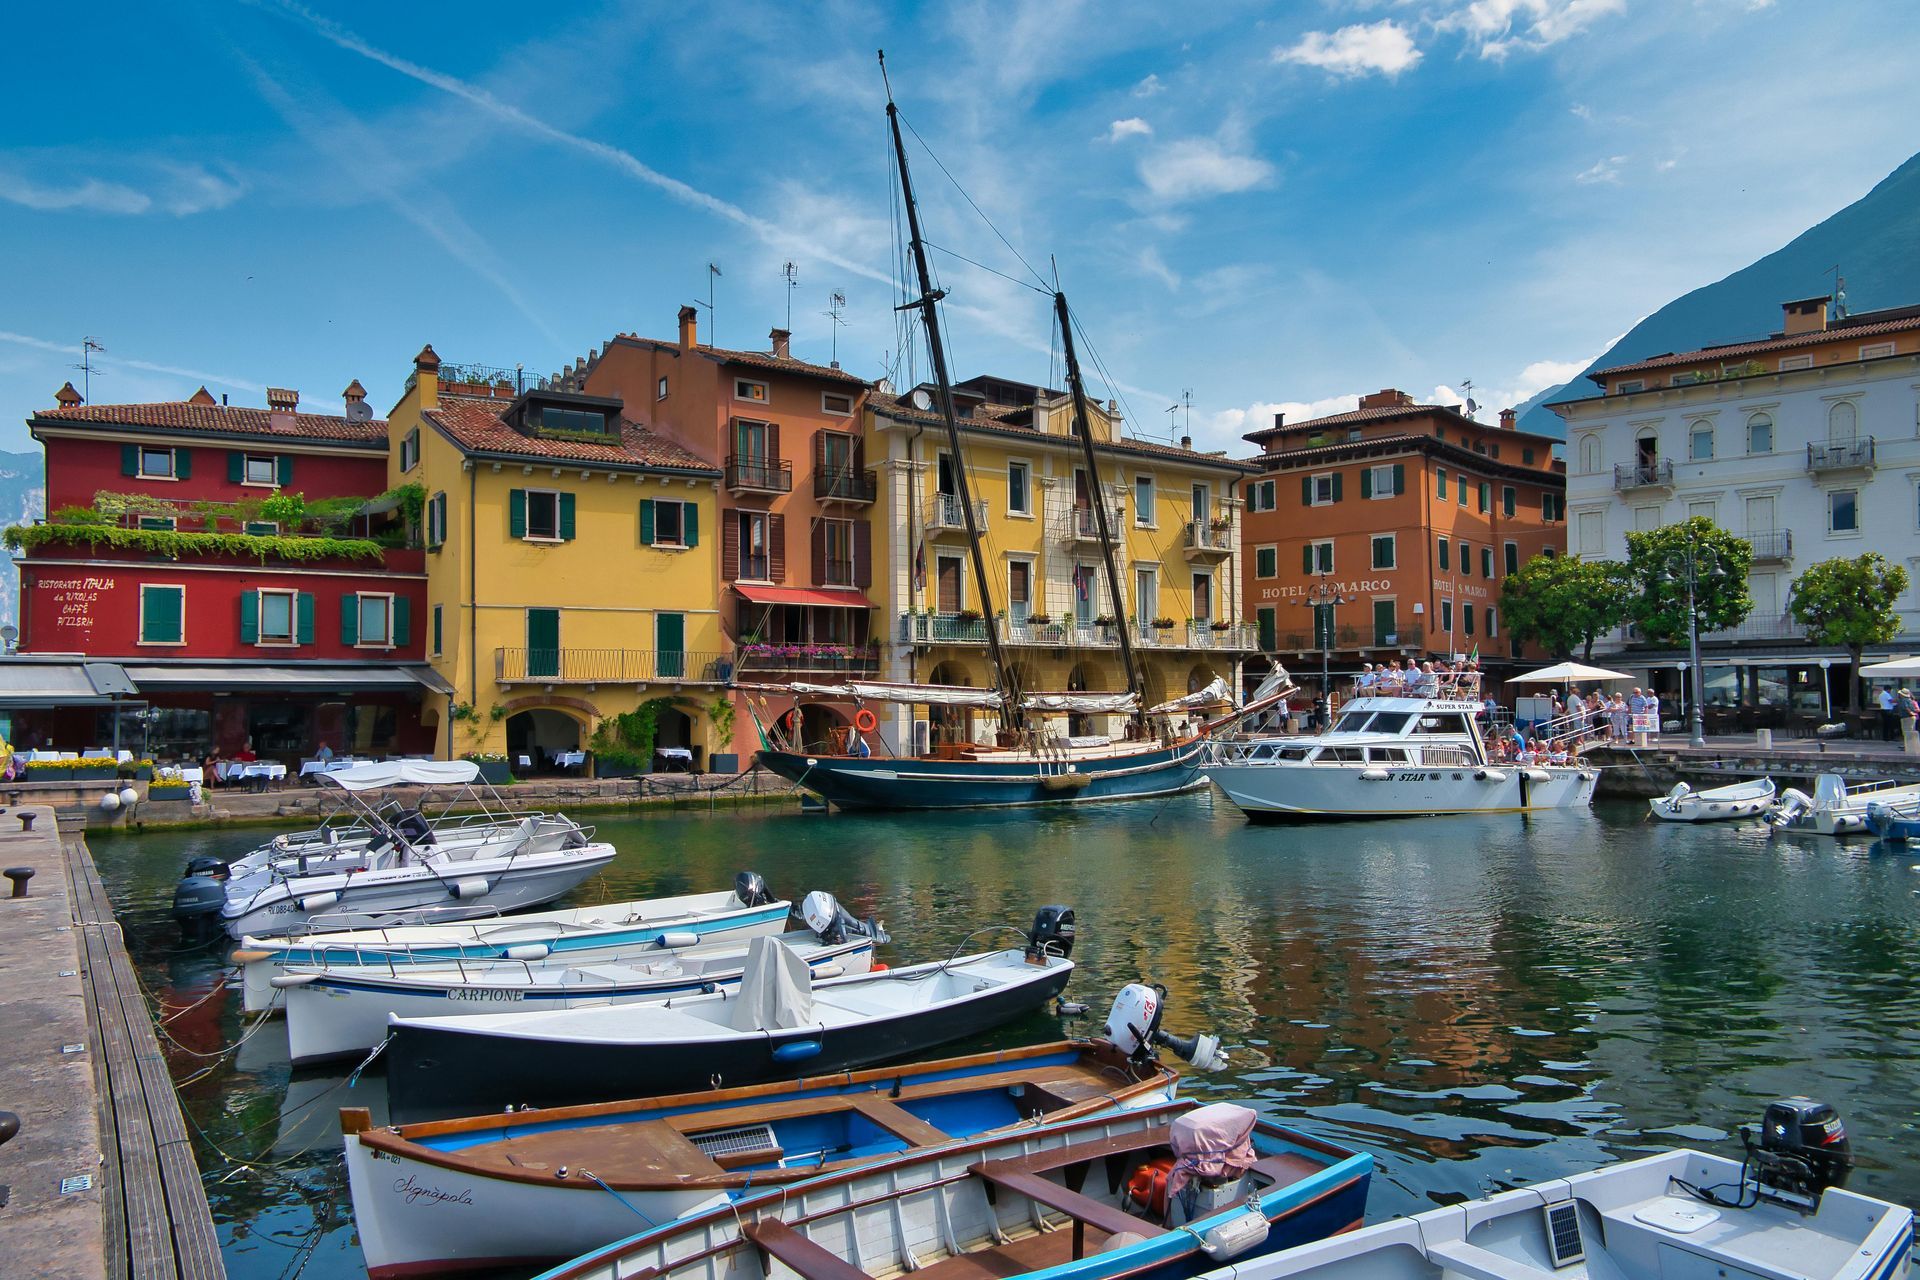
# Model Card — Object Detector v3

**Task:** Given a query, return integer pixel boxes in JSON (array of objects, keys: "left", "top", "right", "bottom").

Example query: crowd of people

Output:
[
  {"left": 1538, "top": 687, "right": 1662, "bottom": 745},
  {"left": 1351, "top": 658, "right": 1483, "bottom": 699}
]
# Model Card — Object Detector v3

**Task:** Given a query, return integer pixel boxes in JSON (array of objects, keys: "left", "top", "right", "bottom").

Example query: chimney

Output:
[
  {"left": 1358, "top": 388, "right": 1414, "bottom": 410},
  {"left": 1272, "top": 411, "right": 1285, "bottom": 429},
  {"left": 188, "top": 386, "right": 218, "bottom": 406},
  {"left": 1499, "top": 408, "right": 1516, "bottom": 430},
  {"left": 679, "top": 305, "right": 699, "bottom": 350},
  {"left": 266, "top": 386, "right": 299, "bottom": 431},
  {"left": 413, "top": 344, "right": 441, "bottom": 409},
  {"left": 770, "top": 327, "right": 791, "bottom": 359},
  {"left": 1782, "top": 296, "right": 1831, "bottom": 336},
  {"left": 54, "top": 380, "right": 82, "bottom": 408},
  {"left": 342, "top": 379, "right": 367, "bottom": 406}
]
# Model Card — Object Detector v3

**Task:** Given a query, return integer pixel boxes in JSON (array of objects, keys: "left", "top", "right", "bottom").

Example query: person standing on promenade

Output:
[{"left": 1879, "top": 685, "right": 1898, "bottom": 742}]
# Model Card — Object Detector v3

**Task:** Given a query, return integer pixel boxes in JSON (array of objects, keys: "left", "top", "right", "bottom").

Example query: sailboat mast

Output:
[
  {"left": 883, "top": 70, "right": 1017, "bottom": 726},
  {"left": 1054, "top": 291, "right": 1145, "bottom": 721}
]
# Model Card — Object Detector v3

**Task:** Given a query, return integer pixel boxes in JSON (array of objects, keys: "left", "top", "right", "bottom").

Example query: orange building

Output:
[{"left": 1238, "top": 389, "right": 1566, "bottom": 692}]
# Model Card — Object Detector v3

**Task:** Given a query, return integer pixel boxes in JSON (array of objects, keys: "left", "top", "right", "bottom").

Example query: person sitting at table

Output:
[
  {"left": 233, "top": 741, "right": 258, "bottom": 763},
  {"left": 315, "top": 741, "right": 334, "bottom": 764}
]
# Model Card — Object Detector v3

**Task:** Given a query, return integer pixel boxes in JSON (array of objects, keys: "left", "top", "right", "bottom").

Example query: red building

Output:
[{"left": 6, "top": 381, "right": 442, "bottom": 761}]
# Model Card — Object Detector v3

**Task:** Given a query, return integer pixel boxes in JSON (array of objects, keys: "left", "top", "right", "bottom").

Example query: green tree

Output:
[
  {"left": 1623, "top": 518, "right": 1754, "bottom": 645},
  {"left": 1499, "top": 554, "right": 1634, "bottom": 660},
  {"left": 1788, "top": 553, "right": 1910, "bottom": 715}
]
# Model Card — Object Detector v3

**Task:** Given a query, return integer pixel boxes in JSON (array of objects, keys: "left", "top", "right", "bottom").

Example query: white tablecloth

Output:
[
  {"left": 218, "top": 762, "right": 286, "bottom": 781},
  {"left": 299, "top": 758, "right": 370, "bottom": 777},
  {"left": 554, "top": 751, "right": 586, "bottom": 768},
  {"left": 657, "top": 747, "right": 693, "bottom": 761}
]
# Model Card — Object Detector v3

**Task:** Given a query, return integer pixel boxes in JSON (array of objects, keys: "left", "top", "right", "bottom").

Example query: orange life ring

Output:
[{"left": 853, "top": 708, "right": 879, "bottom": 733}]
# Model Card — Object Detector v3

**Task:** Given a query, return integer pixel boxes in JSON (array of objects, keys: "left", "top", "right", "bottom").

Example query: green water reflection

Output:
[{"left": 90, "top": 792, "right": 1920, "bottom": 1279}]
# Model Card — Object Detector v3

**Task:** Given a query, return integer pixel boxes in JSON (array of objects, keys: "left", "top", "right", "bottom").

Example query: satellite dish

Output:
[
  {"left": 344, "top": 400, "right": 374, "bottom": 423},
  {"left": 910, "top": 388, "right": 934, "bottom": 412}
]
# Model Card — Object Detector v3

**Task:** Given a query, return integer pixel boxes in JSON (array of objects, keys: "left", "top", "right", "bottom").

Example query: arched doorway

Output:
[
  {"left": 507, "top": 708, "right": 581, "bottom": 774},
  {"left": 927, "top": 661, "right": 975, "bottom": 747},
  {"left": 656, "top": 703, "right": 695, "bottom": 771}
]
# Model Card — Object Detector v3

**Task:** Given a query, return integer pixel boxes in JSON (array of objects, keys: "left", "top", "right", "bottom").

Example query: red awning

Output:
[{"left": 733, "top": 584, "right": 874, "bottom": 609}]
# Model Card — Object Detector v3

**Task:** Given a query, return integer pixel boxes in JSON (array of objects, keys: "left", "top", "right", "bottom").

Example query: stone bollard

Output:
[
  {"left": 4, "top": 866, "right": 33, "bottom": 898},
  {"left": 17, "top": 812, "right": 35, "bottom": 832}
]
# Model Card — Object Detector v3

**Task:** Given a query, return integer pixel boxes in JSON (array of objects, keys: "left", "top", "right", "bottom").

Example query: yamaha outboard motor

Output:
[
  {"left": 1743, "top": 1097, "right": 1852, "bottom": 1210},
  {"left": 801, "top": 891, "right": 890, "bottom": 945},
  {"left": 1026, "top": 905, "right": 1076, "bottom": 962},
  {"left": 734, "top": 870, "right": 772, "bottom": 907},
  {"left": 172, "top": 856, "right": 231, "bottom": 943},
  {"left": 1105, "top": 982, "right": 1229, "bottom": 1072}
]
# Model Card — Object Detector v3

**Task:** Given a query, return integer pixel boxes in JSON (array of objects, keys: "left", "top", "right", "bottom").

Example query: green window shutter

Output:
[
  {"left": 1331, "top": 473, "right": 1343, "bottom": 502},
  {"left": 277, "top": 455, "right": 294, "bottom": 486},
  {"left": 509, "top": 489, "right": 527, "bottom": 539},
  {"left": 1359, "top": 468, "right": 1372, "bottom": 499},
  {"left": 432, "top": 605, "right": 443, "bottom": 656},
  {"left": 639, "top": 498, "right": 655, "bottom": 545},
  {"left": 174, "top": 448, "right": 192, "bottom": 479},
  {"left": 1301, "top": 476, "right": 1312, "bottom": 505},
  {"left": 239, "top": 591, "right": 259, "bottom": 644},
  {"left": 142, "top": 586, "right": 182, "bottom": 643},
  {"left": 1437, "top": 468, "right": 1447, "bottom": 499},
  {"left": 558, "top": 492, "right": 576, "bottom": 540},
  {"left": 296, "top": 592, "right": 315, "bottom": 644},
  {"left": 122, "top": 444, "right": 139, "bottom": 477},
  {"left": 1394, "top": 463, "right": 1405, "bottom": 494},
  {"left": 683, "top": 502, "right": 698, "bottom": 548},
  {"left": 227, "top": 451, "right": 244, "bottom": 483},
  {"left": 340, "top": 593, "right": 359, "bottom": 645},
  {"left": 1302, "top": 544, "right": 1312, "bottom": 573},
  {"left": 394, "top": 596, "right": 411, "bottom": 647}
]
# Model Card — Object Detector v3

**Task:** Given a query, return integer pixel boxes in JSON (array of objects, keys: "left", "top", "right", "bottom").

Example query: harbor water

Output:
[{"left": 92, "top": 791, "right": 1920, "bottom": 1279}]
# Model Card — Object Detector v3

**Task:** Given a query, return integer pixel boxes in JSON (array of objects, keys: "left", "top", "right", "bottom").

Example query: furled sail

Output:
[
  {"left": 1020, "top": 691, "right": 1141, "bottom": 714},
  {"left": 1148, "top": 677, "right": 1233, "bottom": 715},
  {"left": 783, "top": 681, "right": 1004, "bottom": 708}
]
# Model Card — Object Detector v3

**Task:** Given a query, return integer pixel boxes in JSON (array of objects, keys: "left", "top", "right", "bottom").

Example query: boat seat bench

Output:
[
  {"left": 745, "top": 1218, "right": 876, "bottom": 1280},
  {"left": 971, "top": 1159, "right": 1166, "bottom": 1259}
]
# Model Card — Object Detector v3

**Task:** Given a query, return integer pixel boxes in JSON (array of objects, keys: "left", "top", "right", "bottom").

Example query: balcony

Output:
[
  {"left": 497, "top": 647, "right": 731, "bottom": 685},
  {"left": 1702, "top": 614, "right": 1808, "bottom": 643},
  {"left": 1053, "top": 503, "right": 1126, "bottom": 544},
  {"left": 1748, "top": 530, "right": 1793, "bottom": 563},
  {"left": 1613, "top": 460, "right": 1674, "bottom": 492},
  {"left": 1807, "top": 438, "right": 1875, "bottom": 473},
  {"left": 725, "top": 455, "right": 793, "bottom": 494},
  {"left": 1184, "top": 621, "right": 1259, "bottom": 650},
  {"left": 814, "top": 467, "right": 877, "bottom": 504},
  {"left": 925, "top": 493, "right": 988, "bottom": 535},
  {"left": 901, "top": 612, "right": 989, "bottom": 644},
  {"left": 903, "top": 613, "right": 1260, "bottom": 652},
  {"left": 733, "top": 643, "right": 880, "bottom": 679},
  {"left": 1183, "top": 520, "right": 1234, "bottom": 560},
  {"left": 1370, "top": 622, "right": 1425, "bottom": 648}
]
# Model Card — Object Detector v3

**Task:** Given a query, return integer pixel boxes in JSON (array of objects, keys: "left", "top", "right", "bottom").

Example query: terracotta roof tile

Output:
[
  {"left": 426, "top": 394, "right": 720, "bottom": 474},
  {"left": 1242, "top": 401, "right": 1561, "bottom": 447},
  {"left": 1589, "top": 311, "right": 1920, "bottom": 381},
  {"left": 31, "top": 400, "right": 387, "bottom": 444},
  {"left": 870, "top": 392, "right": 1250, "bottom": 470},
  {"left": 602, "top": 334, "right": 868, "bottom": 386}
]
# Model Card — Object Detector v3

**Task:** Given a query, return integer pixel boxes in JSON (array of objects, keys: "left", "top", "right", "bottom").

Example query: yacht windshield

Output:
[
  {"left": 1366, "top": 712, "right": 1412, "bottom": 735},
  {"left": 1335, "top": 712, "right": 1373, "bottom": 732}
]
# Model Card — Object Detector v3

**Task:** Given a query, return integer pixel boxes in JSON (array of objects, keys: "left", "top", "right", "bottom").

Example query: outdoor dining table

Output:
[{"left": 553, "top": 750, "right": 587, "bottom": 770}]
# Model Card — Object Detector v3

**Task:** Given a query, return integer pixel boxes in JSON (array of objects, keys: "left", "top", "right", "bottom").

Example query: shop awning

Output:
[
  {"left": 733, "top": 584, "right": 874, "bottom": 609},
  {"left": 121, "top": 664, "right": 454, "bottom": 695},
  {"left": 0, "top": 658, "right": 136, "bottom": 707}
]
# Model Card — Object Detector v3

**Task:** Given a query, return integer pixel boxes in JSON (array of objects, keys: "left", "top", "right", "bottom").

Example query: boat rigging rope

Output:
[
  {"left": 881, "top": 924, "right": 1042, "bottom": 984},
  {"left": 346, "top": 1034, "right": 390, "bottom": 1087},
  {"left": 583, "top": 1170, "right": 661, "bottom": 1227}
]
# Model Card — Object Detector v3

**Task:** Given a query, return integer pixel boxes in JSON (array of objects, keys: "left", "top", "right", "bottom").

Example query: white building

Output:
[{"left": 1554, "top": 296, "right": 1920, "bottom": 726}]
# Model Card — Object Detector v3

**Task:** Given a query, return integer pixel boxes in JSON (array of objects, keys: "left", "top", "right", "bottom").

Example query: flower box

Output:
[
  {"left": 463, "top": 759, "right": 514, "bottom": 785},
  {"left": 26, "top": 764, "right": 74, "bottom": 782},
  {"left": 74, "top": 764, "right": 118, "bottom": 781},
  {"left": 709, "top": 752, "right": 741, "bottom": 774},
  {"left": 146, "top": 784, "right": 192, "bottom": 803}
]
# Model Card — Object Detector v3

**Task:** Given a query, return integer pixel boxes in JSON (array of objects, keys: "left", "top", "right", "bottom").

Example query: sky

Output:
[{"left": 3, "top": 0, "right": 1918, "bottom": 458}]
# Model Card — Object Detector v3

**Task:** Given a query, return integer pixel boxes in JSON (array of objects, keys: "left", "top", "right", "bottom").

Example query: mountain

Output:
[
  {"left": 0, "top": 449, "right": 46, "bottom": 636},
  {"left": 1517, "top": 149, "right": 1920, "bottom": 435}
]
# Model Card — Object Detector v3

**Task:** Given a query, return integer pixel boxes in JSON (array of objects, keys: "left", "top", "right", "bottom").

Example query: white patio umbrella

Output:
[
  {"left": 1858, "top": 656, "right": 1920, "bottom": 678},
  {"left": 1507, "top": 661, "right": 1637, "bottom": 684}
]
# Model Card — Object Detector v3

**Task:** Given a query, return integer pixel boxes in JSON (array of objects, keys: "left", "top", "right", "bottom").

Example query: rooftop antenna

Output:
[
  {"left": 1828, "top": 264, "right": 1848, "bottom": 319},
  {"left": 74, "top": 336, "right": 105, "bottom": 402},
  {"left": 1461, "top": 378, "right": 1480, "bottom": 421},
  {"left": 699, "top": 262, "right": 722, "bottom": 348},
  {"left": 824, "top": 290, "right": 847, "bottom": 369},
  {"left": 782, "top": 261, "right": 799, "bottom": 332}
]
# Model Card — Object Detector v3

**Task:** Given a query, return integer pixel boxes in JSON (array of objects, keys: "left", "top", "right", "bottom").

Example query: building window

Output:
[
  {"left": 1135, "top": 566, "right": 1158, "bottom": 623},
  {"left": 1502, "top": 485, "right": 1515, "bottom": 518},
  {"left": 244, "top": 521, "right": 278, "bottom": 536},
  {"left": 821, "top": 391, "right": 854, "bottom": 415},
  {"left": 1007, "top": 461, "right": 1031, "bottom": 516},
  {"left": 1505, "top": 541, "right": 1519, "bottom": 576},
  {"left": 1304, "top": 540, "right": 1333, "bottom": 573},
  {"left": 1441, "top": 599, "right": 1454, "bottom": 632},
  {"left": 1458, "top": 477, "right": 1468, "bottom": 507},
  {"left": 1436, "top": 468, "right": 1448, "bottom": 500},
  {"left": 1689, "top": 422, "right": 1714, "bottom": 461},
  {"left": 1482, "top": 547, "right": 1494, "bottom": 578},
  {"left": 1829, "top": 400, "right": 1859, "bottom": 442},
  {"left": 1861, "top": 343, "right": 1895, "bottom": 360},
  {"left": 1255, "top": 545, "right": 1278, "bottom": 578},
  {"left": 1476, "top": 482, "right": 1489, "bottom": 513},
  {"left": 1308, "top": 473, "right": 1340, "bottom": 506},
  {"left": 139, "top": 446, "right": 177, "bottom": 479},
  {"left": 1463, "top": 603, "right": 1475, "bottom": 636},
  {"left": 822, "top": 519, "right": 854, "bottom": 585},
  {"left": 1779, "top": 355, "right": 1813, "bottom": 371},
  {"left": 1135, "top": 476, "right": 1155, "bottom": 524},
  {"left": 1487, "top": 608, "right": 1498, "bottom": 639},
  {"left": 1459, "top": 541, "right": 1472, "bottom": 576},
  {"left": 520, "top": 489, "right": 563, "bottom": 541},
  {"left": 738, "top": 510, "right": 770, "bottom": 580},
  {"left": 1830, "top": 489, "right": 1859, "bottom": 534},
  {"left": 1367, "top": 464, "right": 1397, "bottom": 498},
  {"left": 1245, "top": 478, "right": 1275, "bottom": 512},
  {"left": 357, "top": 594, "right": 395, "bottom": 646},
  {"left": 431, "top": 603, "right": 443, "bottom": 657},
  {"left": 400, "top": 428, "right": 420, "bottom": 473},
  {"left": 657, "top": 375, "right": 669, "bottom": 399},
  {"left": 1523, "top": 447, "right": 1535, "bottom": 465},
  {"left": 651, "top": 499, "right": 687, "bottom": 547},
  {"left": 139, "top": 584, "right": 184, "bottom": 645},
  {"left": 735, "top": 378, "right": 769, "bottom": 403},
  {"left": 1371, "top": 535, "right": 1395, "bottom": 569},
  {"left": 259, "top": 589, "right": 297, "bottom": 644},
  {"left": 426, "top": 491, "right": 447, "bottom": 548},
  {"left": 1008, "top": 560, "right": 1032, "bottom": 621},
  {"left": 245, "top": 453, "right": 279, "bottom": 485},
  {"left": 1256, "top": 606, "right": 1277, "bottom": 652},
  {"left": 1191, "top": 482, "right": 1212, "bottom": 526},
  {"left": 1578, "top": 511, "right": 1603, "bottom": 556},
  {"left": 1437, "top": 537, "right": 1450, "bottom": 571},
  {"left": 1616, "top": 379, "right": 1645, "bottom": 393},
  {"left": 1687, "top": 500, "right": 1715, "bottom": 523},
  {"left": 1747, "top": 413, "right": 1773, "bottom": 454},
  {"left": 1542, "top": 492, "right": 1565, "bottom": 522}
]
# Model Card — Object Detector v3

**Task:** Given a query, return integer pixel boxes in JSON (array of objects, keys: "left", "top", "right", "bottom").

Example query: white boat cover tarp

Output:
[
  {"left": 787, "top": 681, "right": 1003, "bottom": 708},
  {"left": 320, "top": 760, "right": 481, "bottom": 792},
  {"left": 730, "top": 935, "right": 814, "bottom": 1032},
  {"left": 1021, "top": 691, "right": 1141, "bottom": 713},
  {"left": 1149, "top": 677, "right": 1233, "bottom": 715}
]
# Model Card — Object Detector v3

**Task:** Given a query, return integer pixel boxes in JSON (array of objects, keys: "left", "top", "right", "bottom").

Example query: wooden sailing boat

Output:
[{"left": 749, "top": 59, "right": 1289, "bottom": 810}]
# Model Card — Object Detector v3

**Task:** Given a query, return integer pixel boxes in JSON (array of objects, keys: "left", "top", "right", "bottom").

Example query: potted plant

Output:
[
  {"left": 1093, "top": 614, "right": 1116, "bottom": 628},
  {"left": 1210, "top": 515, "right": 1232, "bottom": 532},
  {"left": 707, "top": 694, "right": 740, "bottom": 774},
  {"left": 590, "top": 700, "right": 678, "bottom": 778},
  {"left": 462, "top": 753, "right": 515, "bottom": 785},
  {"left": 1027, "top": 612, "right": 1052, "bottom": 626},
  {"left": 1151, "top": 616, "right": 1176, "bottom": 630},
  {"left": 956, "top": 608, "right": 983, "bottom": 624},
  {"left": 146, "top": 780, "right": 193, "bottom": 802},
  {"left": 1211, "top": 620, "right": 1233, "bottom": 632},
  {"left": 73, "top": 757, "right": 117, "bottom": 781},
  {"left": 25, "top": 758, "right": 76, "bottom": 783}
]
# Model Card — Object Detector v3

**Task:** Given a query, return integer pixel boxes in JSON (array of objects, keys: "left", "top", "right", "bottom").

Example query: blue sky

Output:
[{"left": 3, "top": 0, "right": 1917, "bottom": 457}]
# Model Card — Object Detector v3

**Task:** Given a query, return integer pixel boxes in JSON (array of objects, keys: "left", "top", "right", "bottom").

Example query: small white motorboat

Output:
[
  {"left": 1649, "top": 776, "right": 1776, "bottom": 822},
  {"left": 1766, "top": 773, "right": 1920, "bottom": 836}
]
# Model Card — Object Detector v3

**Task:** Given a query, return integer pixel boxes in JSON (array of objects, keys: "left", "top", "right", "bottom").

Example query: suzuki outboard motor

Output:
[
  {"left": 800, "top": 891, "right": 890, "bottom": 945},
  {"left": 172, "top": 856, "right": 231, "bottom": 943},
  {"left": 1105, "top": 982, "right": 1229, "bottom": 1072},
  {"left": 1744, "top": 1097, "right": 1852, "bottom": 1210},
  {"left": 1026, "top": 905, "right": 1076, "bottom": 962},
  {"left": 734, "top": 870, "right": 772, "bottom": 907}
]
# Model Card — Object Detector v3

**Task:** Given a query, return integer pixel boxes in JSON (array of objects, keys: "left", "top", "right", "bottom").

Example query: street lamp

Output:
[
  {"left": 1659, "top": 535, "right": 1724, "bottom": 750},
  {"left": 1299, "top": 571, "right": 1354, "bottom": 730}
]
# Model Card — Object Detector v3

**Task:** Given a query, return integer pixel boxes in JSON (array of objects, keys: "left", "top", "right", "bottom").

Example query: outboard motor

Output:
[
  {"left": 172, "top": 856, "right": 231, "bottom": 943},
  {"left": 1765, "top": 787, "right": 1811, "bottom": 829},
  {"left": 1026, "top": 905, "right": 1076, "bottom": 962},
  {"left": 800, "top": 890, "right": 890, "bottom": 945},
  {"left": 1743, "top": 1097, "right": 1852, "bottom": 1211},
  {"left": 1104, "top": 982, "right": 1229, "bottom": 1071},
  {"left": 394, "top": 809, "right": 434, "bottom": 846},
  {"left": 734, "top": 870, "right": 772, "bottom": 907}
]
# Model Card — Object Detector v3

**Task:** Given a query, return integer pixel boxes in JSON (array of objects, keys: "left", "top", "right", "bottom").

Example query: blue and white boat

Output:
[{"left": 1866, "top": 798, "right": 1920, "bottom": 841}]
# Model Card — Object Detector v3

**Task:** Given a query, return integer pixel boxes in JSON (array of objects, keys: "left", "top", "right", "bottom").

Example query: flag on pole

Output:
[
  {"left": 1467, "top": 643, "right": 1478, "bottom": 663},
  {"left": 911, "top": 538, "right": 925, "bottom": 591}
]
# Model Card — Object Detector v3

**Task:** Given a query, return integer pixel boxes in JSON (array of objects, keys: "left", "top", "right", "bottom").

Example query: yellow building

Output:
[
  {"left": 388, "top": 346, "right": 733, "bottom": 772},
  {"left": 868, "top": 374, "right": 1257, "bottom": 747}
]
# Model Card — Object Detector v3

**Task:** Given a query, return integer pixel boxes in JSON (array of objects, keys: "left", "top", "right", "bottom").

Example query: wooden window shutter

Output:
[
  {"left": 1359, "top": 468, "right": 1372, "bottom": 499},
  {"left": 811, "top": 517, "right": 827, "bottom": 584},
  {"left": 683, "top": 502, "right": 698, "bottom": 548},
  {"left": 1331, "top": 473, "right": 1343, "bottom": 502},
  {"left": 768, "top": 513, "right": 786, "bottom": 582},
  {"left": 174, "top": 448, "right": 192, "bottom": 479},
  {"left": 239, "top": 590, "right": 259, "bottom": 644},
  {"left": 340, "top": 593, "right": 360, "bottom": 645},
  {"left": 853, "top": 435, "right": 866, "bottom": 471},
  {"left": 509, "top": 489, "right": 527, "bottom": 539},
  {"left": 853, "top": 521, "right": 871, "bottom": 587},
  {"left": 768, "top": 422, "right": 781, "bottom": 463},
  {"left": 276, "top": 455, "right": 293, "bottom": 486},
  {"left": 296, "top": 592, "right": 315, "bottom": 644},
  {"left": 722, "top": 513, "right": 740, "bottom": 579},
  {"left": 394, "top": 597, "right": 412, "bottom": 647},
  {"left": 227, "top": 451, "right": 244, "bottom": 483},
  {"left": 121, "top": 444, "right": 139, "bottom": 477},
  {"left": 1300, "top": 475, "right": 1312, "bottom": 505},
  {"left": 813, "top": 431, "right": 826, "bottom": 473},
  {"left": 1393, "top": 463, "right": 1405, "bottom": 494},
  {"left": 1302, "top": 544, "right": 1312, "bottom": 573},
  {"left": 639, "top": 498, "right": 655, "bottom": 545},
  {"left": 558, "top": 492, "right": 576, "bottom": 540}
]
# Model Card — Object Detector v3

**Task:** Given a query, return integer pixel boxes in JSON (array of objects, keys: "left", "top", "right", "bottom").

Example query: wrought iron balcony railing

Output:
[{"left": 725, "top": 455, "right": 793, "bottom": 493}]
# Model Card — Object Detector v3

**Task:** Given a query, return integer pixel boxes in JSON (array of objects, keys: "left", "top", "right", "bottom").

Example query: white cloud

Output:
[
  {"left": 1105, "top": 117, "right": 1153, "bottom": 143},
  {"left": 1137, "top": 135, "right": 1275, "bottom": 203},
  {"left": 1441, "top": 0, "right": 1627, "bottom": 60},
  {"left": 0, "top": 161, "right": 244, "bottom": 217},
  {"left": 1132, "top": 73, "right": 1165, "bottom": 97},
  {"left": 0, "top": 331, "right": 269, "bottom": 396},
  {"left": 1212, "top": 395, "right": 1362, "bottom": 440},
  {"left": 1137, "top": 247, "right": 1181, "bottom": 290},
  {"left": 1569, "top": 102, "right": 1593, "bottom": 120},
  {"left": 1273, "top": 21, "right": 1422, "bottom": 79},
  {"left": 1574, "top": 154, "right": 1628, "bottom": 184}
]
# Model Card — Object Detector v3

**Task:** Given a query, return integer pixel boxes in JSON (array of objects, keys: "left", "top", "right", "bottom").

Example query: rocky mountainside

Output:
[{"left": 0, "top": 449, "right": 46, "bottom": 635}]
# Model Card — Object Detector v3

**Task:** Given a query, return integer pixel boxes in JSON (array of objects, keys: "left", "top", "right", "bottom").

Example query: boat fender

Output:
[
  {"left": 1200, "top": 1207, "right": 1272, "bottom": 1260},
  {"left": 1475, "top": 769, "right": 1508, "bottom": 783},
  {"left": 772, "top": 1040, "right": 822, "bottom": 1064},
  {"left": 1526, "top": 769, "right": 1552, "bottom": 784},
  {"left": 229, "top": 948, "right": 272, "bottom": 964},
  {"left": 269, "top": 973, "right": 320, "bottom": 989},
  {"left": 450, "top": 877, "right": 491, "bottom": 900},
  {"left": 502, "top": 943, "right": 551, "bottom": 962},
  {"left": 811, "top": 964, "right": 844, "bottom": 979},
  {"left": 1359, "top": 768, "right": 1389, "bottom": 781},
  {"left": 656, "top": 931, "right": 701, "bottom": 949},
  {"left": 872, "top": 963, "right": 888, "bottom": 973},
  {"left": 298, "top": 891, "right": 339, "bottom": 913}
]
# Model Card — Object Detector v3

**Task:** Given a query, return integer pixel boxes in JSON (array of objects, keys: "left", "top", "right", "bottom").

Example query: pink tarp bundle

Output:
[{"left": 1168, "top": 1102, "right": 1258, "bottom": 1195}]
